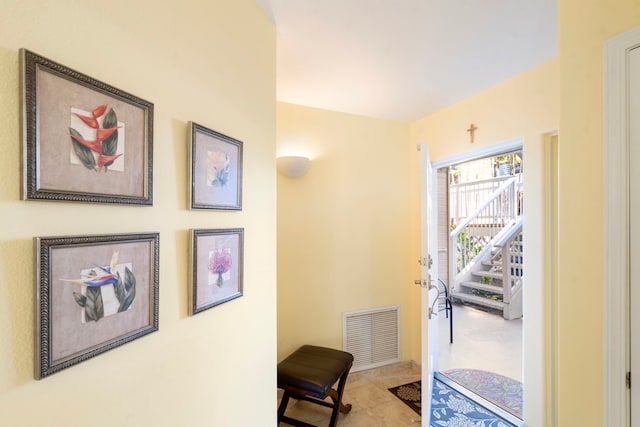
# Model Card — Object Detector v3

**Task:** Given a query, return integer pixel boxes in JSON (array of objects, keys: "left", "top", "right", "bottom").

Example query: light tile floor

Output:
[
  {"left": 277, "top": 304, "right": 523, "bottom": 426},
  {"left": 277, "top": 362, "right": 423, "bottom": 427},
  {"left": 438, "top": 303, "right": 523, "bottom": 381}
]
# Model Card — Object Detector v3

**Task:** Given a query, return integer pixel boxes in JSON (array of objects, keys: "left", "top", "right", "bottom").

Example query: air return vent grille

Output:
[{"left": 342, "top": 305, "right": 400, "bottom": 372}]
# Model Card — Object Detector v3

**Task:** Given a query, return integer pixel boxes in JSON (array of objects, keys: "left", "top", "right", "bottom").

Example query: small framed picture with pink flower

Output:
[
  {"left": 190, "top": 228, "right": 244, "bottom": 314},
  {"left": 21, "top": 49, "right": 153, "bottom": 205},
  {"left": 189, "top": 122, "right": 243, "bottom": 210}
]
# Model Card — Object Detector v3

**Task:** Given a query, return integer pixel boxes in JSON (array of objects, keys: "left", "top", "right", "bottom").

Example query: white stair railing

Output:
[
  {"left": 449, "top": 177, "right": 518, "bottom": 289},
  {"left": 493, "top": 218, "right": 523, "bottom": 319},
  {"left": 449, "top": 176, "right": 515, "bottom": 226}
]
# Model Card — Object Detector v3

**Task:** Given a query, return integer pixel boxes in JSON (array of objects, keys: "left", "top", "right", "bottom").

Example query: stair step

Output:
[
  {"left": 460, "top": 281, "right": 504, "bottom": 294},
  {"left": 472, "top": 271, "right": 503, "bottom": 280},
  {"left": 482, "top": 259, "right": 522, "bottom": 265},
  {"left": 479, "top": 264, "right": 522, "bottom": 275},
  {"left": 450, "top": 291, "right": 505, "bottom": 310}
]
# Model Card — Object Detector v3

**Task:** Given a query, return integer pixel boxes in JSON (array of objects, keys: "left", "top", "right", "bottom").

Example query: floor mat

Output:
[
  {"left": 431, "top": 378, "right": 519, "bottom": 427},
  {"left": 388, "top": 378, "right": 521, "bottom": 426},
  {"left": 388, "top": 380, "right": 421, "bottom": 415},
  {"left": 440, "top": 369, "right": 523, "bottom": 419}
]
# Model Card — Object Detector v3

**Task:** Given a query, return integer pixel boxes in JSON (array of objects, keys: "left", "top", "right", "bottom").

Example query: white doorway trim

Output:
[
  {"left": 603, "top": 25, "right": 640, "bottom": 427},
  {"left": 543, "top": 132, "right": 559, "bottom": 426},
  {"left": 428, "top": 138, "right": 547, "bottom": 424},
  {"left": 431, "top": 138, "right": 523, "bottom": 169}
]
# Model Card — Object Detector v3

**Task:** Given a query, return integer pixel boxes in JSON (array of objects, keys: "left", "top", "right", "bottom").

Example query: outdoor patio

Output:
[{"left": 438, "top": 302, "right": 523, "bottom": 382}]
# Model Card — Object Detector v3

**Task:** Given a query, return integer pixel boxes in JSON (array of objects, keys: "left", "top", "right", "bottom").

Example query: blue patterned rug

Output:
[
  {"left": 431, "top": 378, "right": 519, "bottom": 426},
  {"left": 389, "top": 378, "right": 521, "bottom": 426}
]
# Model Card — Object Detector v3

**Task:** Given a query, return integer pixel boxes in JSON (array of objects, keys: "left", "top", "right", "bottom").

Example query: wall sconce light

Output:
[{"left": 277, "top": 156, "right": 310, "bottom": 178}]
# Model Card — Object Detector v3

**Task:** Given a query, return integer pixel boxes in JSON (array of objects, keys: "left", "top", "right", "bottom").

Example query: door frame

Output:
[
  {"left": 428, "top": 137, "right": 546, "bottom": 424},
  {"left": 603, "top": 25, "right": 640, "bottom": 426}
]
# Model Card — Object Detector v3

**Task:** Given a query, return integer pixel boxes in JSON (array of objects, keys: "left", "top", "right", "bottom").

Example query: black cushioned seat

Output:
[{"left": 277, "top": 345, "right": 354, "bottom": 427}]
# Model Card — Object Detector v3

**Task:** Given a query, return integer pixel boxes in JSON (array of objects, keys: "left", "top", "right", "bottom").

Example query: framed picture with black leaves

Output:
[{"left": 35, "top": 232, "right": 159, "bottom": 379}]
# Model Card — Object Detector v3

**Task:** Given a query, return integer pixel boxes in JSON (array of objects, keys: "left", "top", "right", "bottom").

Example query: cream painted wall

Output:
[
  {"left": 276, "top": 60, "right": 559, "bottom": 379},
  {"left": 276, "top": 102, "right": 415, "bottom": 362},
  {"left": 558, "top": 1, "right": 640, "bottom": 425},
  {"left": 409, "top": 58, "right": 559, "bottom": 425},
  {"left": 0, "top": 1, "right": 277, "bottom": 426}
]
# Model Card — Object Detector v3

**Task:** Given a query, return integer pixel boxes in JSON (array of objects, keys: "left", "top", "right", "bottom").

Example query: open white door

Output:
[{"left": 420, "top": 144, "right": 439, "bottom": 426}]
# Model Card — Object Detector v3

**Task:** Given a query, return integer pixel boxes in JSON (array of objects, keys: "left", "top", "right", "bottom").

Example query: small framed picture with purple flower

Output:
[
  {"left": 188, "top": 122, "right": 243, "bottom": 210},
  {"left": 190, "top": 228, "right": 244, "bottom": 315}
]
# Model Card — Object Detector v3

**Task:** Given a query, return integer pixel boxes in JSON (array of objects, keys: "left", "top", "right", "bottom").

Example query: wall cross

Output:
[{"left": 467, "top": 123, "right": 478, "bottom": 143}]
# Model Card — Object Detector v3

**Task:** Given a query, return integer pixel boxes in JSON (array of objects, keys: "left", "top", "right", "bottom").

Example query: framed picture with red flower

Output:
[
  {"left": 190, "top": 228, "right": 244, "bottom": 315},
  {"left": 20, "top": 49, "right": 153, "bottom": 205},
  {"left": 188, "top": 122, "right": 243, "bottom": 210}
]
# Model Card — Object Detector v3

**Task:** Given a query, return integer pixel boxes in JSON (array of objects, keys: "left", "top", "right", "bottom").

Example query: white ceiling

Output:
[{"left": 255, "top": 0, "right": 558, "bottom": 122}]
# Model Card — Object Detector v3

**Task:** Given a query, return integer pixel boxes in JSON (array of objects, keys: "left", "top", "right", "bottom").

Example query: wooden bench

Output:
[{"left": 277, "top": 345, "right": 354, "bottom": 427}]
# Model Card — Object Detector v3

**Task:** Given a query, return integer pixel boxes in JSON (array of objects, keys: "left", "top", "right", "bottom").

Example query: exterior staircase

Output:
[
  {"left": 448, "top": 176, "right": 523, "bottom": 320},
  {"left": 451, "top": 219, "right": 523, "bottom": 319}
]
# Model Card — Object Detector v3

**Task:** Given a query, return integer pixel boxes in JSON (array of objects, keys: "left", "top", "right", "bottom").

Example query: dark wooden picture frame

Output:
[
  {"left": 35, "top": 232, "right": 160, "bottom": 379},
  {"left": 190, "top": 228, "right": 244, "bottom": 314},
  {"left": 21, "top": 49, "right": 154, "bottom": 205},
  {"left": 189, "top": 122, "right": 243, "bottom": 210}
]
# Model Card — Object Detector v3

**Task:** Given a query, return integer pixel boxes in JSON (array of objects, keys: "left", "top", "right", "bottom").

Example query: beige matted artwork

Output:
[
  {"left": 21, "top": 49, "right": 154, "bottom": 205},
  {"left": 190, "top": 228, "right": 244, "bottom": 315},
  {"left": 35, "top": 233, "right": 159, "bottom": 379},
  {"left": 189, "top": 122, "right": 243, "bottom": 210}
]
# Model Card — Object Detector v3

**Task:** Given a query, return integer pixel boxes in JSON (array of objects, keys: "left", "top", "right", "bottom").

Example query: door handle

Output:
[
  {"left": 417, "top": 256, "right": 433, "bottom": 268},
  {"left": 415, "top": 279, "right": 437, "bottom": 288}
]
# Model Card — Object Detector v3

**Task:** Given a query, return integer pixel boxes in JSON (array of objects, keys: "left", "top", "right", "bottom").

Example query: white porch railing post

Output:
[
  {"left": 502, "top": 243, "right": 512, "bottom": 304},
  {"left": 450, "top": 232, "right": 460, "bottom": 293},
  {"left": 510, "top": 180, "right": 516, "bottom": 218}
]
